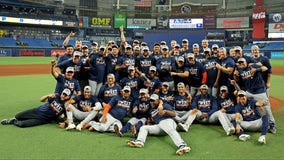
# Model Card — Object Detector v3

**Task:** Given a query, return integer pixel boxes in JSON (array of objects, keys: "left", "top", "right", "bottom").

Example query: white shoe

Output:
[
  {"left": 176, "top": 145, "right": 191, "bottom": 155},
  {"left": 66, "top": 123, "right": 76, "bottom": 130},
  {"left": 178, "top": 123, "right": 189, "bottom": 132},
  {"left": 258, "top": 135, "right": 266, "bottom": 144},
  {"left": 126, "top": 140, "right": 144, "bottom": 148},
  {"left": 226, "top": 127, "right": 235, "bottom": 136},
  {"left": 76, "top": 123, "right": 83, "bottom": 131},
  {"left": 239, "top": 134, "right": 251, "bottom": 141}
]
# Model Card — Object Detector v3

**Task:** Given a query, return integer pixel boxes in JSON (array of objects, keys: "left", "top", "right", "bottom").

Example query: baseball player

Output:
[
  {"left": 170, "top": 56, "right": 189, "bottom": 88},
  {"left": 203, "top": 48, "right": 220, "bottom": 97},
  {"left": 65, "top": 86, "right": 102, "bottom": 131},
  {"left": 135, "top": 46, "right": 156, "bottom": 77},
  {"left": 251, "top": 45, "right": 272, "bottom": 96},
  {"left": 140, "top": 66, "right": 162, "bottom": 95},
  {"left": 89, "top": 45, "right": 107, "bottom": 96},
  {"left": 234, "top": 90, "right": 269, "bottom": 144},
  {"left": 120, "top": 65, "right": 143, "bottom": 99},
  {"left": 177, "top": 85, "right": 219, "bottom": 132},
  {"left": 126, "top": 94, "right": 191, "bottom": 156},
  {"left": 185, "top": 53, "right": 207, "bottom": 96},
  {"left": 56, "top": 51, "right": 82, "bottom": 79},
  {"left": 234, "top": 58, "right": 276, "bottom": 134},
  {"left": 51, "top": 60, "right": 81, "bottom": 96},
  {"left": 78, "top": 45, "right": 90, "bottom": 92},
  {"left": 1, "top": 88, "right": 71, "bottom": 127},
  {"left": 105, "top": 44, "right": 120, "bottom": 82},
  {"left": 114, "top": 88, "right": 151, "bottom": 138},
  {"left": 97, "top": 73, "right": 122, "bottom": 108},
  {"left": 173, "top": 82, "right": 192, "bottom": 125},
  {"left": 192, "top": 43, "right": 205, "bottom": 63},
  {"left": 57, "top": 45, "right": 74, "bottom": 64},
  {"left": 88, "top": 86, "right": 133, "bottom": 133},
  {"left": 158, "top": 82, "right": 174, "bottom": 106}
]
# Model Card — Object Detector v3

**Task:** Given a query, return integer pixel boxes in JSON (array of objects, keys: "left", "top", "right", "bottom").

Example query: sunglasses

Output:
[{"left": 149, "top": 99, "right": 155, "bottom": 102}]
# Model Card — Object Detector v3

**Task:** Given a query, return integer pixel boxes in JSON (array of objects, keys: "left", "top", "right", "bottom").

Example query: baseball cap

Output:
[
  {"left": 99, "top": 45, "right": 106, "bottom": 50},
  {"left": 234, "top": 46, "right": 242, "bottom": 51},
  {"left": 84, "top": 86, "right": 91, "bottom": 92},
  {"left": 160, "top": 41, "right": 167, "bottom": 45},
  {"left": 82, "top": 45, "right": 88, "bottom": 49},
  {"left": 125, "top": 44, "right": 132, "bottom": 49},
  {"left": 149, "top": 66, "right": 157, "bottom": 72},
  {"left": 177, "top": 82, "right": 185, "bottom": 87},
  {"left": 112, "top": 44, "right": 118, "bottom": 48},
  {"left": 92, "top": 42, "right": 98, "bottom": 46},
  {"left": 237, "top": 90, "right": 246, "bottom": 96},
  {"left": 62, "top": 88, "right": 71, "bottom": 96},
  {"left": 212, "top": 44, "right": 219, "bottom": 49},
  {"left": 174, "top": 44, "right": 180, "bottom": 48},
  {"left": 192, "top": 43, "right": 199, "bottom": 48},
  {"left": 200, "top": 84, "right": 208, "bottom": 90},
  {"left": 162, "top": 82, "right": 169, "bottom": 87},
  {"left": 220, "top": 85, "right": 228, "bottom": 91},
  {"left": 139, "top": 88, "right": 148, "bottom": 94},
  {"left": 187, "top": 53, "right": 195, "bottom": 59},
  {"left": 182, "top": 39, "right": 188, "bottom": 43},
  {"left": 161, "top": 45, "right": 169, "bottom": 50},
  {"left": 66, "top": 67, "right": 74, "bottom": 73},
  {"left": 141, "top": 42, "right": 147, "bottom": 46},
  {"left": 150, "top": 94, "right": 159, "bottom": 101},
  {"left": 177, "top": 56, "right": 185, "bottom": 62},
  {"left": 204, "top": 48, "right": 211, "bottom": 53},
  {"left": 154, "top": 43, "right": 160, "bottom": 46},
  {"left": 73, "top": 51, "right": 81, "bottom": 57},
  {"left": 123, "top": 86, "right": 131, "bottom": 92},
  {"left": 128, "top": 65, "right": 135, "bottom": 71},
  {"left": 143, "top": 46, "right": 149, "bottom": 51},
  {"left": 238, "top": 58, "right": 246, "bottom": 63},
  {"left": 134, "top": 46, "right": 140, "bottom": 51},
  {"left": 133, "top": 40, "right": 140, "bottom": 44}
]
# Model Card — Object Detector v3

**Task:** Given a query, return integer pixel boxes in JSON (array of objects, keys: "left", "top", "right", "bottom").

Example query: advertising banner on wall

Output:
[
  {"left": 169, "top": 18, "right": 203, "bottom": 29},
  {"left": 268, "top": 13, "right": 284, "bottom": 38},
  {"left": 252, "top": 8, "right": 266, "bottom": 38},
  {"left": 114, "top": 14, "right": 126, "bottom": 28},
  {"left": 127, "top": 18, "right": 156, "bottom": 29},
  {"left": 91, "top": 17, "right": 112, "bottom": 28},
  {"left": 217, "top": 17, "right": 249, "bottom": 28},
  {"left": 0, "top": 48, "right": 12, "bottom": 56},
  {"left": 19, "top": 49, "right": 45, "bottom": 56}
]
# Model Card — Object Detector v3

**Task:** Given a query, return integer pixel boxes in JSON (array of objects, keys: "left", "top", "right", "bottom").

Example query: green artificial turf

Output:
[
  {"left": 0, "top": 74, "right": 283, "bottom": 159},
  {"left": 0, "top": 57, "right": 54, "bottom": 65}
]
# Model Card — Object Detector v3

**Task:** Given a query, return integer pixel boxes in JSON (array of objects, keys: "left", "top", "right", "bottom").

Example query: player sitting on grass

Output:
[
  {"left": 126, "top": 94, "right": 191, "bottom": 156},
  {"left": 65, "top": 86, "right": 102, "bottom": 131}
]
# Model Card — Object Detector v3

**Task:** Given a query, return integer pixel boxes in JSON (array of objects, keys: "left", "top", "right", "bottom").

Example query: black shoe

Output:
[{"left": 1, "top": 119, "right": 9, "bottom": 125}]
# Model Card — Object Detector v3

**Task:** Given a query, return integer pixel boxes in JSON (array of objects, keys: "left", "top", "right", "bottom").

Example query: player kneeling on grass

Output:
[
  {"left": 126, "top": 94, "right": 191, "bottom": 156},
  {"left": 1, "top": 89, "right": 71, "bottom": 128},
  {"left": 234, "top": 90, "right": 269, "bottom": 144},
  {"left": 114, "top": 88, "right": 151, "bottom": 138},
  {"left": 88, "top": 86, "right": 133, "bottom": 133},
  {"left": 65, "top": 86, "right": 103, "bottom": 131}
]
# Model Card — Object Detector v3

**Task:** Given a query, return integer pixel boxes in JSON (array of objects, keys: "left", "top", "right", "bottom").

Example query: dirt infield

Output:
[{"left": 0, "top": 64, "right": 283, "bottom": 109}]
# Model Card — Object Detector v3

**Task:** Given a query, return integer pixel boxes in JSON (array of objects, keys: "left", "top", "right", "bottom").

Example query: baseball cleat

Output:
[
  {"left": 66, "top": 123, "right": 76, "bottom": 130},
  {"left": 126, "top": 140, "right": 144, "bottom": 148},
  {"left": 269, "top": 125, "right": 277, "bottom": 134},
  {"left": 258, "top": 135, "right": 266, "bottom": 144},
  {"left": 76, "top": 123, "right": 83, "bottom": 131},
  {"left": 114, "top": 124, "right": 122, "bottom": 137},
  {"left": 226, "top": 127, "right": 235, "bottom": 136},
  {"left": 176, "top": 145, "right": 191, "bottom": 155},
  {"left": 239, "top": 134, "right": 251, "bottom": 141},
  {"left": 1, "top": 118, "right": 16, "bottom": 125}
]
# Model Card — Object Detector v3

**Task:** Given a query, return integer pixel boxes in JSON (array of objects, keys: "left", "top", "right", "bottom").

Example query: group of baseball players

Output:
[{"left": 1, "top": 28, "right": 277, "bottom": 156}]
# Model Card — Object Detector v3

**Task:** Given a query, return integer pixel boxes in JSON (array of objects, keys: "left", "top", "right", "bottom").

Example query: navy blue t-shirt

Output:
[
  {"left": 98, "top": 84, "right": 122, "bottom": 103},
  {"left": 132, "top": 99, "right": 151, "bottom": 119},
  {"left": 54, "top": 74, "right": 81, "bottom": 95},
  {"left": 235, "top": 99, "right": 261, "bottom": 121},
  {"left": 89, "top": 53, "right": 106, "bottom": 83},
  {"left": 150, "top": 102, "right": 173, "bottom": 124},
  {"left": 191, "top": 94, "right": 217, "bottom": 116},
  {"left": 73, "top": 94, "right": 100, "bottom": 111},
  {"left": 108, "top": 95, "right": 133, "bottom": 121}
]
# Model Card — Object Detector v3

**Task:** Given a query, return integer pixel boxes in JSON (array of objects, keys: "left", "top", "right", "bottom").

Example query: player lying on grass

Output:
[{"left": 1, "top": 89, "right": 71, "bottom": 127}]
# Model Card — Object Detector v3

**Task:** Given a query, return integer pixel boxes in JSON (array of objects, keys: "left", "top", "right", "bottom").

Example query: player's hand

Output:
[
  {"left": 51, "top": 60, "right": 57, "bottom": 66},
  {"left": 220, "top": 108, "right": 226, "bottom": 113},
  {"left": 235, "top": 124, "right": 243, "bottom": 134},
  {"left": 132, "top": 107, "right": 138, "bottom": 113},
  {"left": 250, "top": 68, "right": 257, "bottom": 76},
  {"left": 48, "top": 93, "right": 56, "bottom": 98},
  {"left": 215, "top": 63, "right": 221, "bottom": 70},
  {"left": 266, "top": 82, "right": 270, "bottom": 89},
  {"left": 85, "top": 106, "right": 92, "bottom": 112},
  {"left": 119, "top": 25, "right": 124, "bottom": 32},
  {"left": 69, "top": 31, "right": 76, "bottom": 37},
  {"left": 100, "top": 116, "right": 107, "bottom": 123}
]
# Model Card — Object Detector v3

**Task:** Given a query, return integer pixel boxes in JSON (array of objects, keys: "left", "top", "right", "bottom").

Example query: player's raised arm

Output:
[{"left": 51, "top": 60, "right": 59, "bottom": 79}]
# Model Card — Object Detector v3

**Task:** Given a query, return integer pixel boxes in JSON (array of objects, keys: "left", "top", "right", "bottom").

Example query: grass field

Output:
[{"left": 0, "top": 57, "right": 283, "bottom": 159}]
